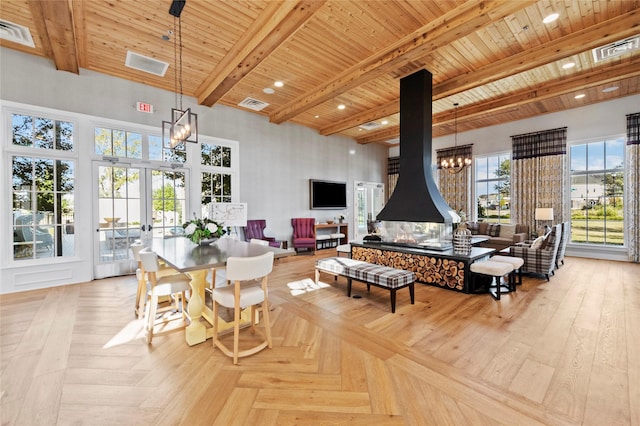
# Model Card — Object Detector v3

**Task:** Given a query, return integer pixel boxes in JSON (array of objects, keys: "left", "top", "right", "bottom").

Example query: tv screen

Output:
[{"left": 310, "top": 179, "right": 347, "bottom": 209}]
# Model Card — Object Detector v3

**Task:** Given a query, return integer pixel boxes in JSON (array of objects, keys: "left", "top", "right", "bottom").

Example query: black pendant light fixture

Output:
[{"left": 162, "top": 0, "right": 198, "bottom": 150}]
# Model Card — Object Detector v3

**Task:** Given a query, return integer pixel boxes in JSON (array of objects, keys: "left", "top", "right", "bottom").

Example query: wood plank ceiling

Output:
[{"left": 1, "top": 0, "right": 639, "bottom": 146}]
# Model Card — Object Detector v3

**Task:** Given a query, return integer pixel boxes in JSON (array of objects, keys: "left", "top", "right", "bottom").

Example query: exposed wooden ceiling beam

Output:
[
  {"left": 326, "top": 12, "right": 640, "bottom": 137},
  {"left": 320, "top": 100, "right": 399, "bottom": 136},
  {"left": 28, "top": 0, "right": 79, "bottom": 74},
  {"left": 356, "top": 58, "right": 640, "bottom": 145},
  {"left": 269, "top": 0, "right": 535, "bottom": 125},
  {"left": 197, "top": 0, "right": 325, "bottom": 106}
]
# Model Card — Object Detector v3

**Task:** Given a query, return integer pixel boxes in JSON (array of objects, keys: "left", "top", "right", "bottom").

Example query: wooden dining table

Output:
[{"left": 150, "top": 236, "right": 292, "bottom": 346}]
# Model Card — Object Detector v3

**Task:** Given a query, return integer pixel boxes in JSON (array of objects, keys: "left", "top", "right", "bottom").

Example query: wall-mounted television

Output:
[{"left": 310, "top": 179, "right": 347, "bottom": 210}]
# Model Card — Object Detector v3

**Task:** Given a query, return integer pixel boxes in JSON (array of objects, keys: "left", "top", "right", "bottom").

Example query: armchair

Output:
[
  {"left": 291, "top": 218, "right": 316, "bottom": 254},
  {"left": 244, "top": 219, "right": 281, "bottom": 248},
  {"left": 509, "top": 224, "right": 561, "bottom": 281},
  {"left": 555, "top": 221, "right": 570, "bottom": 268}
]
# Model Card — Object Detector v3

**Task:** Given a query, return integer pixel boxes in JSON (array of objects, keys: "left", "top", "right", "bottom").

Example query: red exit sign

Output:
[{"left": 136, "top": 102, "right": 154, "bottom": 113}]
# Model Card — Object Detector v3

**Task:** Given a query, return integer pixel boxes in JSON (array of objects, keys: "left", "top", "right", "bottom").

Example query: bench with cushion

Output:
[{"left": 315, "top": 257, "right": 415, "bottom": 313}]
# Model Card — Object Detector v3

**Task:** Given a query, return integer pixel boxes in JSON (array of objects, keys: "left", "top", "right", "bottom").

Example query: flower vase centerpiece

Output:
[
  {"left": 338, "top": 214, "right": 346, "bottom": 224},
  {"left": 453, "top": 210, "right": 472, "bottom": 254},
  {"left": 182, "top": 215, "right": 225, "bottom": 245}
]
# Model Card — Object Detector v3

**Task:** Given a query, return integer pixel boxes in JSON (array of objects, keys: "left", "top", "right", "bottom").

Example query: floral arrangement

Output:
[
  {"left": 182, "top": 216, "right": 225, "bottom": 243},
  {"left": 338, "top": 214, "right": 346, "bottom": 220}
]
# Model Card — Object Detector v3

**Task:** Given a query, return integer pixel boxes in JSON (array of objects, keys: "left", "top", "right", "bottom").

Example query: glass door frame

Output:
[
  {"left": 92, "top": 160, "right": 189, "bottom": 278},
  {"left": 353, "top": 181, "right": 384, "bottom": 241}
]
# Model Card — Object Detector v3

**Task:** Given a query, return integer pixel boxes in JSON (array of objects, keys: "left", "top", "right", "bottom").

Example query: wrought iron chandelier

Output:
[
  {"left": 440, "top": 102, "right": 471, "bottom": 174},
  {"left": 162, "top": 0, "right": 197, "bottom": 150}
]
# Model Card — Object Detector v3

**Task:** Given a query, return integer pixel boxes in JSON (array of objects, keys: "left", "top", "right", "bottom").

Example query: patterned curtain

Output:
[
  {"left": 387, "top": 156, "right": 399, "bottom": 201},
  {"left": 436, "top": 144, "right": 473, "bottom": 215},
  {"left": 511, "top": 128, "right": 567, "bottom": 233},
  {"left": 626, "top": 112, "right": 640, "bottom": 262}
]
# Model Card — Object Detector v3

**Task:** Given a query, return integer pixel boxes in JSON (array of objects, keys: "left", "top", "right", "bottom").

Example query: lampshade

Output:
[{"left": 535, "top": 207, "right": 554, "bottom": 221}]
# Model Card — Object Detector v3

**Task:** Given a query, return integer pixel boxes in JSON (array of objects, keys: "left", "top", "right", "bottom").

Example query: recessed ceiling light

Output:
[
  {"left": 602, "top": 86, "right": 619, "bottom": 93},
  {"left": 263, "top": 87, "right": 275, "bottom": 94},
  {"left": 349, "top": 149, "right": 356, "bottom": 155},
  {"left": 337, "top": 104, "right": 346, "bottom": 110},
  {"left": 543, "top": 13, "right": 559, "bottom": 24},
  {"left": 274, "top": 81, "right": 284, "bottom": 87},
  {"left": 562, "top": 62, "right": 575, "bottom": 69},
  {"left": 381, "top": 120, "right": 388, "bottom": 125},
  {"left": 314, "top": 115, "right": 320, "bottom": 118},
  {"left": 574, "top": 94, "right": 586, "bottom": 99}
]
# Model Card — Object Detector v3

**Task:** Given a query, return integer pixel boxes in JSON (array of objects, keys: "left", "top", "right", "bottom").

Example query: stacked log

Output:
[{"left": 352, "top": 246, "right": 466, "bottom": 291}]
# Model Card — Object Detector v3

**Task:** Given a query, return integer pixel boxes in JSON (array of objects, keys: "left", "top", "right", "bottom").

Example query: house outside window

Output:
[
  {"left": 570, "top": 138, "right": 624, "bottom": 245},
  {"left": 475, "top": 153, "right": 510, "bottom": 223}
]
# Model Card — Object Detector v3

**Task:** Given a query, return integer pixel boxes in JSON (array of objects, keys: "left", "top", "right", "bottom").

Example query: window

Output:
[
  {"left": 11, "top": 114, "right": 75, "bottom": 260},
  {"left": 475, "top": 153, "right": 510, "bottom": 223},
  {"left": 570, "top": 138, "right": 624, "bottom": 245},
  {"left": 94, "top": 128, "right": 186, "bottom": 163},
  {"left": 200, "top": 141, "right": 234, "bottom": 215}
]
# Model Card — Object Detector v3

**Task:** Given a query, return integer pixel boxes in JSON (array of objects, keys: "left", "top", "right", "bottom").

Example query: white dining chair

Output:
[
  {"left": 130, "top": 242, "right": 147, "bottom": 319},
  {"left": 211, "top": 251, "right": 274, "bottom": 364},
  {"left": 138, "top": 248, "right": 191, "bottom": 343},
  {"left": 250, "top": 238, "right": 269, "bottom": 246}
]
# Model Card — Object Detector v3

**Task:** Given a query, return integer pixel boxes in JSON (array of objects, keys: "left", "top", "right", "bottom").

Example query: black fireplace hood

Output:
[{"left": 377, "top": 69, "right": 456, "bottom": 224}]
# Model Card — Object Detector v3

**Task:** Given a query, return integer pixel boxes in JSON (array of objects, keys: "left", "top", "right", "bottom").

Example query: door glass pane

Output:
[
  {"left": 98, "top": 166, "right": 141, "bottom": 262},
  {"left": 151, "top": 170, "right": 186, "bottom": 237}
]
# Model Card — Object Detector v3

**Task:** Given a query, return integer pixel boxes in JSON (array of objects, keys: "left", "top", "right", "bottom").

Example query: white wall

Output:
[{"left": 0, "top": 48, "right": 387, "bottom": 293}]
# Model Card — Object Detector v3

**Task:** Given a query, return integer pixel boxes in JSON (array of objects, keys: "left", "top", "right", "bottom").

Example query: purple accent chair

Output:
[
  {"left": 244, "top": 219, "right": 281, "bottom": 248},
  {"left": 291, "top": 218, "right": 316, "bottom": 254}
]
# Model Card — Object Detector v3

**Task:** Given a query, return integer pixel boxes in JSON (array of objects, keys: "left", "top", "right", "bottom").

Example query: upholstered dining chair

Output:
[
  {"left": 130, "top": 242, "right": 147, "bottom": 319},
  {"left": 291, "top": 218, "right": 316, "bottom": 254},
  {"left": 244, "top": 219, "right": 281, "bottom": 248},
  {"left": 250, "top": 238, "right": 269, "bottom": 246},
  {"left": 138, "top": 248, "right": 191, "bottom": 343},
  {"left": 211, "top": 251, "right": 274, "bottom": 364}
]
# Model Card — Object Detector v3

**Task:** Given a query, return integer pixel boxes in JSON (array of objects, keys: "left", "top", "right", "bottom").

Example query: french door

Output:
[
  {"left": 93, "top": 161, "right": 188, "bottom": 278},
  {"left": 354, "top": 181, "right": 384, "bottom": 241}
]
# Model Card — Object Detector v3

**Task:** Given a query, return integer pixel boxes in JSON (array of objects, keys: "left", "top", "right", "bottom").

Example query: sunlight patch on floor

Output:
[
  {"left": 287, "top": 278, "right": 330, "bottom": 296},
  {"left": 103, "top": 319, "right": 146, "bottom": 348}
]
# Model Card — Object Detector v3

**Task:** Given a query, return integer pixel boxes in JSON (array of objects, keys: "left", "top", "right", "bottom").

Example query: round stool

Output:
[
  {"left": 491, "top": 256, "right": 524, "bottom": 286},
  {"left": 470, "top": 260, "right": 515, "bottom": 300}
]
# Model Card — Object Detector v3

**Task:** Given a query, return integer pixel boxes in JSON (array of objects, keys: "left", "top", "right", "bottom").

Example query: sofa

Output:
[{"left": 465, "top": 221, "right": 529, "bottom": 251}]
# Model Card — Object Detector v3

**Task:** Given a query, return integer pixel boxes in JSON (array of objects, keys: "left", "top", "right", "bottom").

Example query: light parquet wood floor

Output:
[{"left": 1, "top": 252, "right": 639, "bottom": 425}]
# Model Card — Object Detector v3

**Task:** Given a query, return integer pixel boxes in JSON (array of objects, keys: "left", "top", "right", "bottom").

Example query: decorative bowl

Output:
[{"left": 326, "top": 220, "right": 334, "bottom": 224}]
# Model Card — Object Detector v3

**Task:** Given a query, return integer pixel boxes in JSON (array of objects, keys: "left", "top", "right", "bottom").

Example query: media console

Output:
[{"left": 314, "top": 223, "right": 348, "bottom": 250}]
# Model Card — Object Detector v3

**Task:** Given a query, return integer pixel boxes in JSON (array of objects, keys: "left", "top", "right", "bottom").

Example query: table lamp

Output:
[{"left": 535, "top": 207, "right": 554, "bottom": 237}]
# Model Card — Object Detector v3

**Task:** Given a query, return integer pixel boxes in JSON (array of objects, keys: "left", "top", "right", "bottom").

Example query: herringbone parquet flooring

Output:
[{"left": 1, "top": 251, "right": 638, "bottom": 425}]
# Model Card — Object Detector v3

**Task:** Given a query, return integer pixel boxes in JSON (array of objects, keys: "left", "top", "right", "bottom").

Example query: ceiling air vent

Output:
[
  {"left": 125, "top": 51, "right": 169, "bottom": 77},
  {"left": 0, "top": 20, "right": 35, "bottom": 48},
  {"left": 238, "top": 97, "right": 269, "bottom": 111},
  {"left": 592, "top": 36, "right": 640, "bottom": 62},
  {"left": 359, "top": 121, "right": 382, "bottom": 130}
]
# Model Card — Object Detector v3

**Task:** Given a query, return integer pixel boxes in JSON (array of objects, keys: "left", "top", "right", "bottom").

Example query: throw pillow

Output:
[
  {"left": 499, "top": 224, "right": 516, "bottom": 240},
  {"left": 530, "top": 236, "right": 545, "bottom": 249},
  {"left": 487, "top": 223, "right": 501, "bottom": 237},
  {"left": 478, "top": 222, "right": 489, "bottom": 235},
  {"left": 466, "top": 222, "right": 479, "bottom": 235}
]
